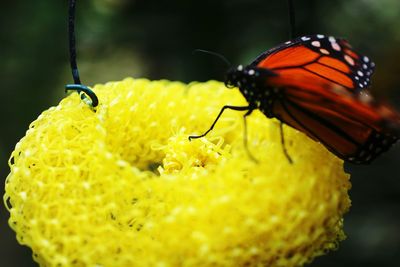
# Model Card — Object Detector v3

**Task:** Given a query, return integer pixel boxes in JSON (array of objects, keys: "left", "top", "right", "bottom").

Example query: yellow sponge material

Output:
[{"left": 4, "top": 78, "right": 351, "bottom": 267}]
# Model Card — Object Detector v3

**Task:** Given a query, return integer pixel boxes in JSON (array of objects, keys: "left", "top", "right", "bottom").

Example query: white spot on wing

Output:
[
  {"left": 301, "top": 36, "right": 311, "bottom": 41},
  {"left": 357, "top": 71, "right": 364, "bottom": 77},
  {"left": 332, "top": 42, "right": 341, "bottom": 51},
  {"left": 328, "top": 36, "right": 336, "bottom": 43},
  {"left": 317, "top": 34, "right": 325, "bottom": 39},
  {"left": 363, "top": 56, "right": 370, "bottom": 63},
  {"left": 248, "top": 69, "right": 255, "bottom": 75},
  {"left": 344, "top": 55, "right": 355, "bottom": 66},
  {"left": 320, "top": 48, "right": 330, "bottom": 55},
  {"left": 311, "top": 41, "right": 321, "bottom": 47}
]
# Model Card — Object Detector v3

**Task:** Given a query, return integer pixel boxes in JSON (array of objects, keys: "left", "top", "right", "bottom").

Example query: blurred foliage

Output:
[{"left": 1, "top": 0, "right": 400, "bottom": 266}]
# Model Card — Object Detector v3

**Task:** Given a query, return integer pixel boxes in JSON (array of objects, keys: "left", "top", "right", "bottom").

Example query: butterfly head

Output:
[
  {"left": 225, "top": 65, "right": 277, "bottom": 90},
  {"left": 225, "top": 65, "right": 243, "bottom": 89}
]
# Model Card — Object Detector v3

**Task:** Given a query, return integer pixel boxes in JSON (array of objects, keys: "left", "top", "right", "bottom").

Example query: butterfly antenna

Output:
[
  {"left": 192, "top": 49, "right": 232, "bottom": 68},
  {"left": 287, "top": 0, "right": 296, "bottom": 39},
  {"left": 65, "top": 0, "right": 98, "bottom": 108}
]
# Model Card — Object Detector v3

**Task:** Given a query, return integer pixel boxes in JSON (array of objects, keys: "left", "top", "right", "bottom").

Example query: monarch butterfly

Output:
[{"left": 189, "top": 34, "right": 400, "bottom": 164}]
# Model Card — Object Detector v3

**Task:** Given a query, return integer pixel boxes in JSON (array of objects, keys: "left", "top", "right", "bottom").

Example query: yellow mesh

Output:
[{"left": 4, "top": 78, "right": 351, "bottom": 267}]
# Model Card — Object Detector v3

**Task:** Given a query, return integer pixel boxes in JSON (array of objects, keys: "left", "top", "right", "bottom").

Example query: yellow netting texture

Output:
[{"left": 4, "top": 78, "right": 351, "bottom": 267}]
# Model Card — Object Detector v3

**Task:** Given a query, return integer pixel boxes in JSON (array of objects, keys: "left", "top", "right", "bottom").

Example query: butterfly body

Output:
[
  {"left": 224, "top": 34, "right": 400, "bottom": 164},
  {"left": 226, "top": 65, "right": 279, "bottom": 118}
]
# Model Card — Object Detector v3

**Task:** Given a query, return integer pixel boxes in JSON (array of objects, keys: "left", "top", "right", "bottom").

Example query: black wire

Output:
[
  {"left": 68, "top": 0, "right": 81, "bottom": 84},
  {"left": 66, "top": 0, "right": 98, "bottom": 108},
  {"left": 287, "top": 0, "right": 296, "bottom": 39}
]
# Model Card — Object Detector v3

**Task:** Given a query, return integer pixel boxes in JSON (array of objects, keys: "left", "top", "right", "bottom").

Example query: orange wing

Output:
[
  {"left": 251, "top": 34, "right": 374, "bottom": 91},
  {"left": 244, "top": 34, "right": 399, "bottom": 163},
  {"left": 267, "top": 67, "right": 400, "bottom": 163}
]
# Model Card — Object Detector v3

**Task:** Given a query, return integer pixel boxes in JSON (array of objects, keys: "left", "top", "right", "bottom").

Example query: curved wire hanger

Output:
[{"left": 65, "top": 0, "right": 99, "bottom": 108}]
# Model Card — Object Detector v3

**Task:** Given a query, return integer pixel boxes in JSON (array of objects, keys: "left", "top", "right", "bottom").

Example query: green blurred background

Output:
[{"left": 1, "top": 0, "right": 400, "bottom": 266}]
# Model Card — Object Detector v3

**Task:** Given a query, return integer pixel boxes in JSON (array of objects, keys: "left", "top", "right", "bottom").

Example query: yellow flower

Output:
[{"left": 4, "top": 78, "right": 351, "bottom": 267}]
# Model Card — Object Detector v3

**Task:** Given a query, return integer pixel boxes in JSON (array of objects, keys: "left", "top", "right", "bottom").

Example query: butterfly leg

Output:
[
  {"left": 279, "top": 121, "right": 293, "bottom": 164},
  {"left": 188, "top": 105, "right": 251, "bottom": 140},
  {"left": 242, "top": 109, "right": 259, "bottom": 163}
]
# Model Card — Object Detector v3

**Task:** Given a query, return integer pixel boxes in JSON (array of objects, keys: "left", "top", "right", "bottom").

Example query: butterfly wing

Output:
[
  {"left": 270, "top": 78, "right": 399, "bottom": 163},
  {"left": 250, "top": 34, "right": 399, "bottom": 163},
  {"left": 252, "top": 34, "right": 375, "bottom": 91}
]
